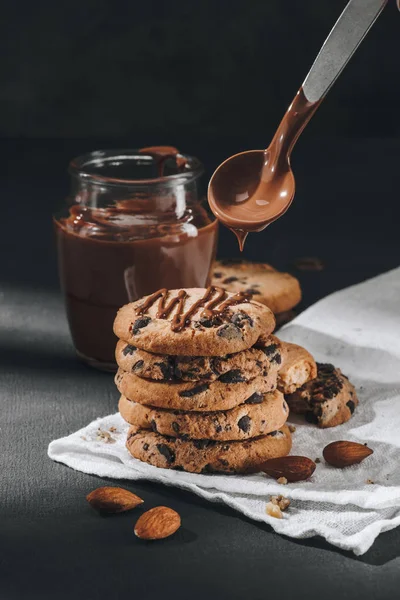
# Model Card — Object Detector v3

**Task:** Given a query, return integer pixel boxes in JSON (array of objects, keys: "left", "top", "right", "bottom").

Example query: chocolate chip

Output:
[
  {"left": 199, "top": 315, "right": 223, "bottom": 328},
  {"left": 213, "top": 272, "right": 222, "bottom": 279},
  {"left": 262, "top": 343, "right": 279, "bottom": 357},
  {"left": 347, "top": 400, "right": 355, "bottom": 414},
  {"left": 179, "top": 383, "right": 210, "bottom": 397},
  {"left": 231, "top": 312, "right": 254, "bottom": 328},
  {"left": 155, "top": 360, "right": 174, "bottom": 380},
  {"left": 132, "top": 316, "right": 151, "bottom": 335},
  {"left": 219, "top": 369, "right": 246, "bottom": 384},
  {"left": 143, "top": 443, "right": 149, "bottom": 451},
  {"left": 173, "top": 465, "right": 184, "bottom": 471},
  {"left": 245, "top": 392, "right": 264, "bottom": 404},
  {"left": 180, "top": 370, "right": 198, "bottom": 380},
  {"left": 156, "top": 443, "right": 175, "bottom": 464},
  {"left": 150, "top": 420, "right": 158, "bottom": 433},
  {"left": 219, "top": 459, "right": 229, "bottom": 466},
  {"left": 269, "top": 430, "right": 278, "bottom": 436},
  {"left": 244, "top": 288, "right": 261, "bottom": 295},
  {"left": 123, "top": 344, "right": 136, "bottom": 356},
  {"left": 171, "top": 422, "right": 180, "bottom": 434},
  {"left": 217, "top": 323, "right": 243, "bottom": 340},
  {"left": 215, "top": 424, "right": 223, "bottom": 433},
  {"left": 132, "top": 359, "right": 144, "bottom": 372},
  {"left": 210, "top": 358, "right": 222, "bottom": 376},
  {"left": 270, "top": 353, "right": 282, "bottom": 365},
  {"left": 237, "top": 415, "right": 251, "bottom": 433},
  {"left": 193, "top": 439, "right": 216, "bottom": 450},
  {"left": 223, "top": 276, "right": 238, "bottom": 284}
]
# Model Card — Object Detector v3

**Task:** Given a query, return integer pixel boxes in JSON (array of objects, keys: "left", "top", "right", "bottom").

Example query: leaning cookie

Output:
[
  {"left": 278, "top": 342, "right": 317, "bottom": 394},
  {"left": 113, "top": 287, "right": 275, "bottom": 356},
  {"left": 126, "top": 425, "right": 292, "bottom": 473},
  {"left": 115, "top": 368, "right": 277, "bottom": 412},
  {"left": 211, "top": 259, "right": 301, "bottom": 315},
  {"left": 119, "top": 390, "right": 289, "bottom": 441},
  {"left": 115, "top": 335, "right": 283, "bottom": 383},
  {"left": 285, "top": 363, "right": 359, "bottom": 428}
]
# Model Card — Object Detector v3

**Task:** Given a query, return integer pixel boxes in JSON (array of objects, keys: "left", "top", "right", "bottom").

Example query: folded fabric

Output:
[{"left": 48, "top": 267, "right": 400, "bottom": 555}]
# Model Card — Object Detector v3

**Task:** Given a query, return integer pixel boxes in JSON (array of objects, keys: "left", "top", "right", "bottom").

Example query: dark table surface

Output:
[{"left": 1, "top": 137, "right": 400, "bottom": 600}]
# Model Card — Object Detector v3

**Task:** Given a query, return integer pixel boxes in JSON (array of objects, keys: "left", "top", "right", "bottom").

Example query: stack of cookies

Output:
[{"left": 113, "top": 287, "right": 293, "bottom": 474}]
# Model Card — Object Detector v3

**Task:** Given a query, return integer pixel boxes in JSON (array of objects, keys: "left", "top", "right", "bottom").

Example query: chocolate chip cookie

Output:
[
  {"left": 115, "top": 335, "right": 283, "bottom": 382},
  {"left": 113, "top": 287, "right": 275, "bottom": 356},
  {"left": 278, "top": 342, "right": 317, "bottom": 394},
  {"left": 115, "top": 368, "right": 277, "bottom": 412},
  {"left": 285, "top": 363, "right": 359, "bottom": 428},
  {"left": 211, "top": 260, "right": 301, "bottom": 315},
  {"left": 126, "top": 425, "right": 292, "bottom": 473},
  {"left": 119, "top": 389, "right": 289, "bottom": 441}
]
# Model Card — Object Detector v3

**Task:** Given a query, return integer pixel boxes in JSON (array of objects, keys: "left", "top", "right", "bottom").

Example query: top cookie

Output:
[
  {"left": 211, "top": 259, "right": 301, "bottom": 315},
  {"left": 113, "top": 287, "right": 275, "bottom": 356}
]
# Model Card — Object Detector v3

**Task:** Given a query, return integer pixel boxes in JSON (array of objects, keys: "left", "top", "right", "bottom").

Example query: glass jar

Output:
[{"left": 54, "top": 148, "right": 218, "bottom": 371}]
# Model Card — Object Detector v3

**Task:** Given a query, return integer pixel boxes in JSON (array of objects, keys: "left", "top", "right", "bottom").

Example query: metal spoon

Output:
[{"left": 208, "top": 0, "right": 388, "bottom": 250}]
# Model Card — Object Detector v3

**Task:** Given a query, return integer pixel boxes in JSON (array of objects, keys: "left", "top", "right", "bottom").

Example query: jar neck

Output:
[{"left": 68, "top": 149, "right": 204, "bottom": 218}]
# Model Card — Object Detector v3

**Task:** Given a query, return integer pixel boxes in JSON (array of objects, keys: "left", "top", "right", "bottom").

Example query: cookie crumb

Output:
[
  {"left": 109, "top": 426, "right": 117, "bottom": 433},
  {"left": 315, "top": 458, "right": 321, "bottom": 464},
  {"left": 270, "top": 495, "right": 290, "bottom": 511},
  {"left": 288, "top": 425, "right": 296, "bottom": 433},
  {"left": 80, "top": 436, "right": 87, "bottom": 441},
  {"left": 366, "top": 478, "right": 374, "bottom": 485},
  {"left": 277, "top": 477, "right": 288, "bottom": 485},
  {"left": 96, "top": 429, "right": 116, "bottom": 444},
  {"left": 266, "top": 502, "right": 283, "bottom": 519}
]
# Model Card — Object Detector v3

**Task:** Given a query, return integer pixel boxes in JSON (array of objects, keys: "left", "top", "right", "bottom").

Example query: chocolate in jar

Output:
[{"left": 54, "top": 148, "right": 218, "bottom": 370}]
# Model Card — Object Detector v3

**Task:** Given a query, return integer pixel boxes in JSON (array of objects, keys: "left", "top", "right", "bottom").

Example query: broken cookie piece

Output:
[{"left": 285, "top": 363, "right": 359, "bottom": 428}]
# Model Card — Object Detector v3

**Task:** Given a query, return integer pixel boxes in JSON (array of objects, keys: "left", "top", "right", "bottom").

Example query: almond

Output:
[
  {"left": 266, "top": 502, "right": 283, "bottom": 519},
  {"left": 323, "top": 441, "right": 373, "bottom": 468},
  {"left": 134, "top": 506, "right": 181, "bottom": 540},
  {"left": 261, "top": 456, "right": 316, "bottom": 482},
  {"left": 86, "top": 486, "right": 144, "bottom": 514}
]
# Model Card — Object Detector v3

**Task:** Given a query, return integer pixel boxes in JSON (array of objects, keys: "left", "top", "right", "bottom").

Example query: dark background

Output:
[
  {"left": 2, "top": 0, "right": 400, "bottom": 292},
  {"left": 1, "top": 0, "right": 399, "bottom": 140},
  {"left": 2, "top": 2, "right": 400, "bottom": 600}
]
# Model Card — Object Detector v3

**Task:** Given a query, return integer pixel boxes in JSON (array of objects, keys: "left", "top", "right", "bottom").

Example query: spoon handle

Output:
[{"left": 303, "top": 0, "right": 388, "bottom": 102}]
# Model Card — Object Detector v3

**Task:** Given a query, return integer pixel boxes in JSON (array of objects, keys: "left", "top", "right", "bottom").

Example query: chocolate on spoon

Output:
[{"left": 208, "top": 0, "right": 388, "bottom": 250}]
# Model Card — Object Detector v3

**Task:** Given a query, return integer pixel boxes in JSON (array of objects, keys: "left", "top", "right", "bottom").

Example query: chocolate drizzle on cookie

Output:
[{"left": 136, "top": 287, "right": 251, "bottom": 332}]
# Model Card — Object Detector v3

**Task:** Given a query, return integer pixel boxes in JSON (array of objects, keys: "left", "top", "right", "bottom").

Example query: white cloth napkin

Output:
[{"left": 48, "top": 267, "right": 400, "bottom": 555}]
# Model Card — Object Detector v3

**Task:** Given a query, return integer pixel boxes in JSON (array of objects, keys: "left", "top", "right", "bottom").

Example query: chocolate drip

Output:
[
  {"left": 135, "top": 286, "right": 250, "bottom": 332},
  {"left": 171, "top": 286, "right": 226, "bottom": 331},
  {"left": 159, "top": 290, "right": 188, "bottom": 319},
  {"left": 138, "top": 146, "right": 187, "bottom": 177},
  {"left": 136, "top": 289, "right": 167, "bottom": 315},
  {"left": 199, "top": 287, "right": 227, "bottom": 319},
  {"left": 218, "top": 292, "right": 250, "bottom": 312}
]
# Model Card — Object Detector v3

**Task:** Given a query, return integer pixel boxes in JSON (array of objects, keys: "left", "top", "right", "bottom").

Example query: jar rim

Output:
[{"left": 68, "top": 148, "right": 204, "bottom": 186}]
